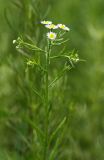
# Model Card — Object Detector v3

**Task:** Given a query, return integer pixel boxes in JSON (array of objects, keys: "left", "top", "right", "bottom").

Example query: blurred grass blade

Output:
[
  {"left": 31, "top": 0, "right": 40, "bottom": 17},
  {"left": 10, "top": 0, "right": 22, "bottom": 9},
  {"left": 4, "top": 8, "right": 17, "bottom": 32},
  {"left": 6, "top": 123, "right": 32, "bottom": 150},
  {"left": 17, "top": 49, "right": 30, "bottom": 58},
  {"left": 42, "top": 5, "right": 51, "bottom": 19},
  {"left": 25, "top": 34, "right": 36, "bottom": 44}
]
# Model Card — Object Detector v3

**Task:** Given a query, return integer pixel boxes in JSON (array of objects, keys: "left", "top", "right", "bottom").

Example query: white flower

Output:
[
  {"left": 47, "top": 32, "right": 57, "bottom": 40},
  {"left": 45, "top": 24, "right": 58, "bottom": 30},
  {"left": 41, "top": 20, "right": 52, "bottom": 25},
  {"left": 58, "top": 24, "right": 70, "bottom": 31}
]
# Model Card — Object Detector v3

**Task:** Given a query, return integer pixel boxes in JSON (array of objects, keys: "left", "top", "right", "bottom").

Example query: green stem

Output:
[{"left": 43, "top": 40, "right": 51, "bottom": 160}]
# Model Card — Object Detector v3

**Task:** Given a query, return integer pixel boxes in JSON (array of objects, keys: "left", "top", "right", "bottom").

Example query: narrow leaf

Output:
[
  {"left": 49, "top": 124, "right": 66, "bottom": 160},
  {"left": 49, "top": 137, "right": 60, "bottom": 160},
  {"left": 53, "top": 39, "right": 70, "bottom": 46},
  {"left": 17, "top": 49, "right": 30, "bottom": 58},
  {"left": 10, "top": 0, "right": 22, "bottom": 9},
  {"left": 48, "top": 66, "right": 71, "bottom": 88},
  {"left": 26, "top": 118, "right": 44, "bottom": 140},
  {"left": 23, "top": 42, "right": 45, "bottom": 53},
  {"left": 49, "top": 117, "right": 66, "bottom": 145},
  {"left": 32, "top": 88, "right": 43, "bottom": 100}
]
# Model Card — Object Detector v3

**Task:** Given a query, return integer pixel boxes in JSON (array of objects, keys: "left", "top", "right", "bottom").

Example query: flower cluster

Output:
[{"left": 41, "top": 20, "right": 70, "bottom": 41}]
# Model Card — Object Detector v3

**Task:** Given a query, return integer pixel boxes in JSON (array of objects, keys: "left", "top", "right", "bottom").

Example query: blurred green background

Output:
[{"left": 0, "top": 0, "right": 104, "bottom": 159}]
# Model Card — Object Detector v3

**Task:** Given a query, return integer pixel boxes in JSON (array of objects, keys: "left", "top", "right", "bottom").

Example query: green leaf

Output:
[
  {"left": 48, "top": 66, "right": 72, "bottom": 88},
  {"left": 49, "top": 117, "right": 67, "bottom": 160},
  {"left": 54, "top": 38, "right": 64, "bottom": 42},
  {"left": 27, "top": 59, "right": 46, "bottom": 72},
  {"left": 15, "top": 37, "right": 46, "bottom": 53},
  {"left": 25, "top": 118, "right": 44, "bottom": 145},
  {"left": 25, "top": 34, "right": 35, "bottom": 43},
  {"left": 50, "top": 53, "right": 72, "bottom": 60},
  {"left": 32, "top": 87, "right": 43, "bottom": 101},
  {"left": 17, "top": 49, "right": 30, "bottom": 58},
  {"left": 49, "top": 117, "right": 66, "bottom": 146},
  {"left": 52, "top": 39, "right": 69, "bottom": 46},
  {"left": 49, "top": 137, "right": 60, "bottom": 160},
  {"left": 23, "top": 42, "right": 45, "bottom": 52}
]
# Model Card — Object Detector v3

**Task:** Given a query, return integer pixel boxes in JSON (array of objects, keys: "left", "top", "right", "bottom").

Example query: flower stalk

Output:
[{"left": 44, "top": 40, "right": 51, "bottom": 160}]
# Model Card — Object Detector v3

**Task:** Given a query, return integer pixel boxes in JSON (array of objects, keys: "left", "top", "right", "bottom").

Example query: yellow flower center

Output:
[
  {"left": 50, "top": 33, "right": 54, "bottom": 38},
  {"left": 45, "top": 21, "right": 50, "bottom": 24},
  {"left": 49, "top": 24, "right": 55, "bottom": 29},
  {"left": 60, "top": 25, "right": 65, "bottom": 29}
]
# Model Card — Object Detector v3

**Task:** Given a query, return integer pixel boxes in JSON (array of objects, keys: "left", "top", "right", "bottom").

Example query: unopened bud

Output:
[{"left": 13, "top": 40, "right": 16, "bottom": 44}]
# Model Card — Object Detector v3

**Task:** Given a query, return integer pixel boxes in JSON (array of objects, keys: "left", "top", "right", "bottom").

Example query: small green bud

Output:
[
  {"left": 13, "top": 40, "right": 16, "bottom": 44},
  {"left": 16, "top": 46, "right": 19, "bottom": 49},
  {"left": 27, "top": 60, "right": 34, "bottom": 66},
  {"left": 17, "top": 37, "right": 21, "bottom": 41}
]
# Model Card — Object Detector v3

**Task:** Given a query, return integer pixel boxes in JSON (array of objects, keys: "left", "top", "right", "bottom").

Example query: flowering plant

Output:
[{"left": 13, "top": 20, "right": 80, "bottom": 160}]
